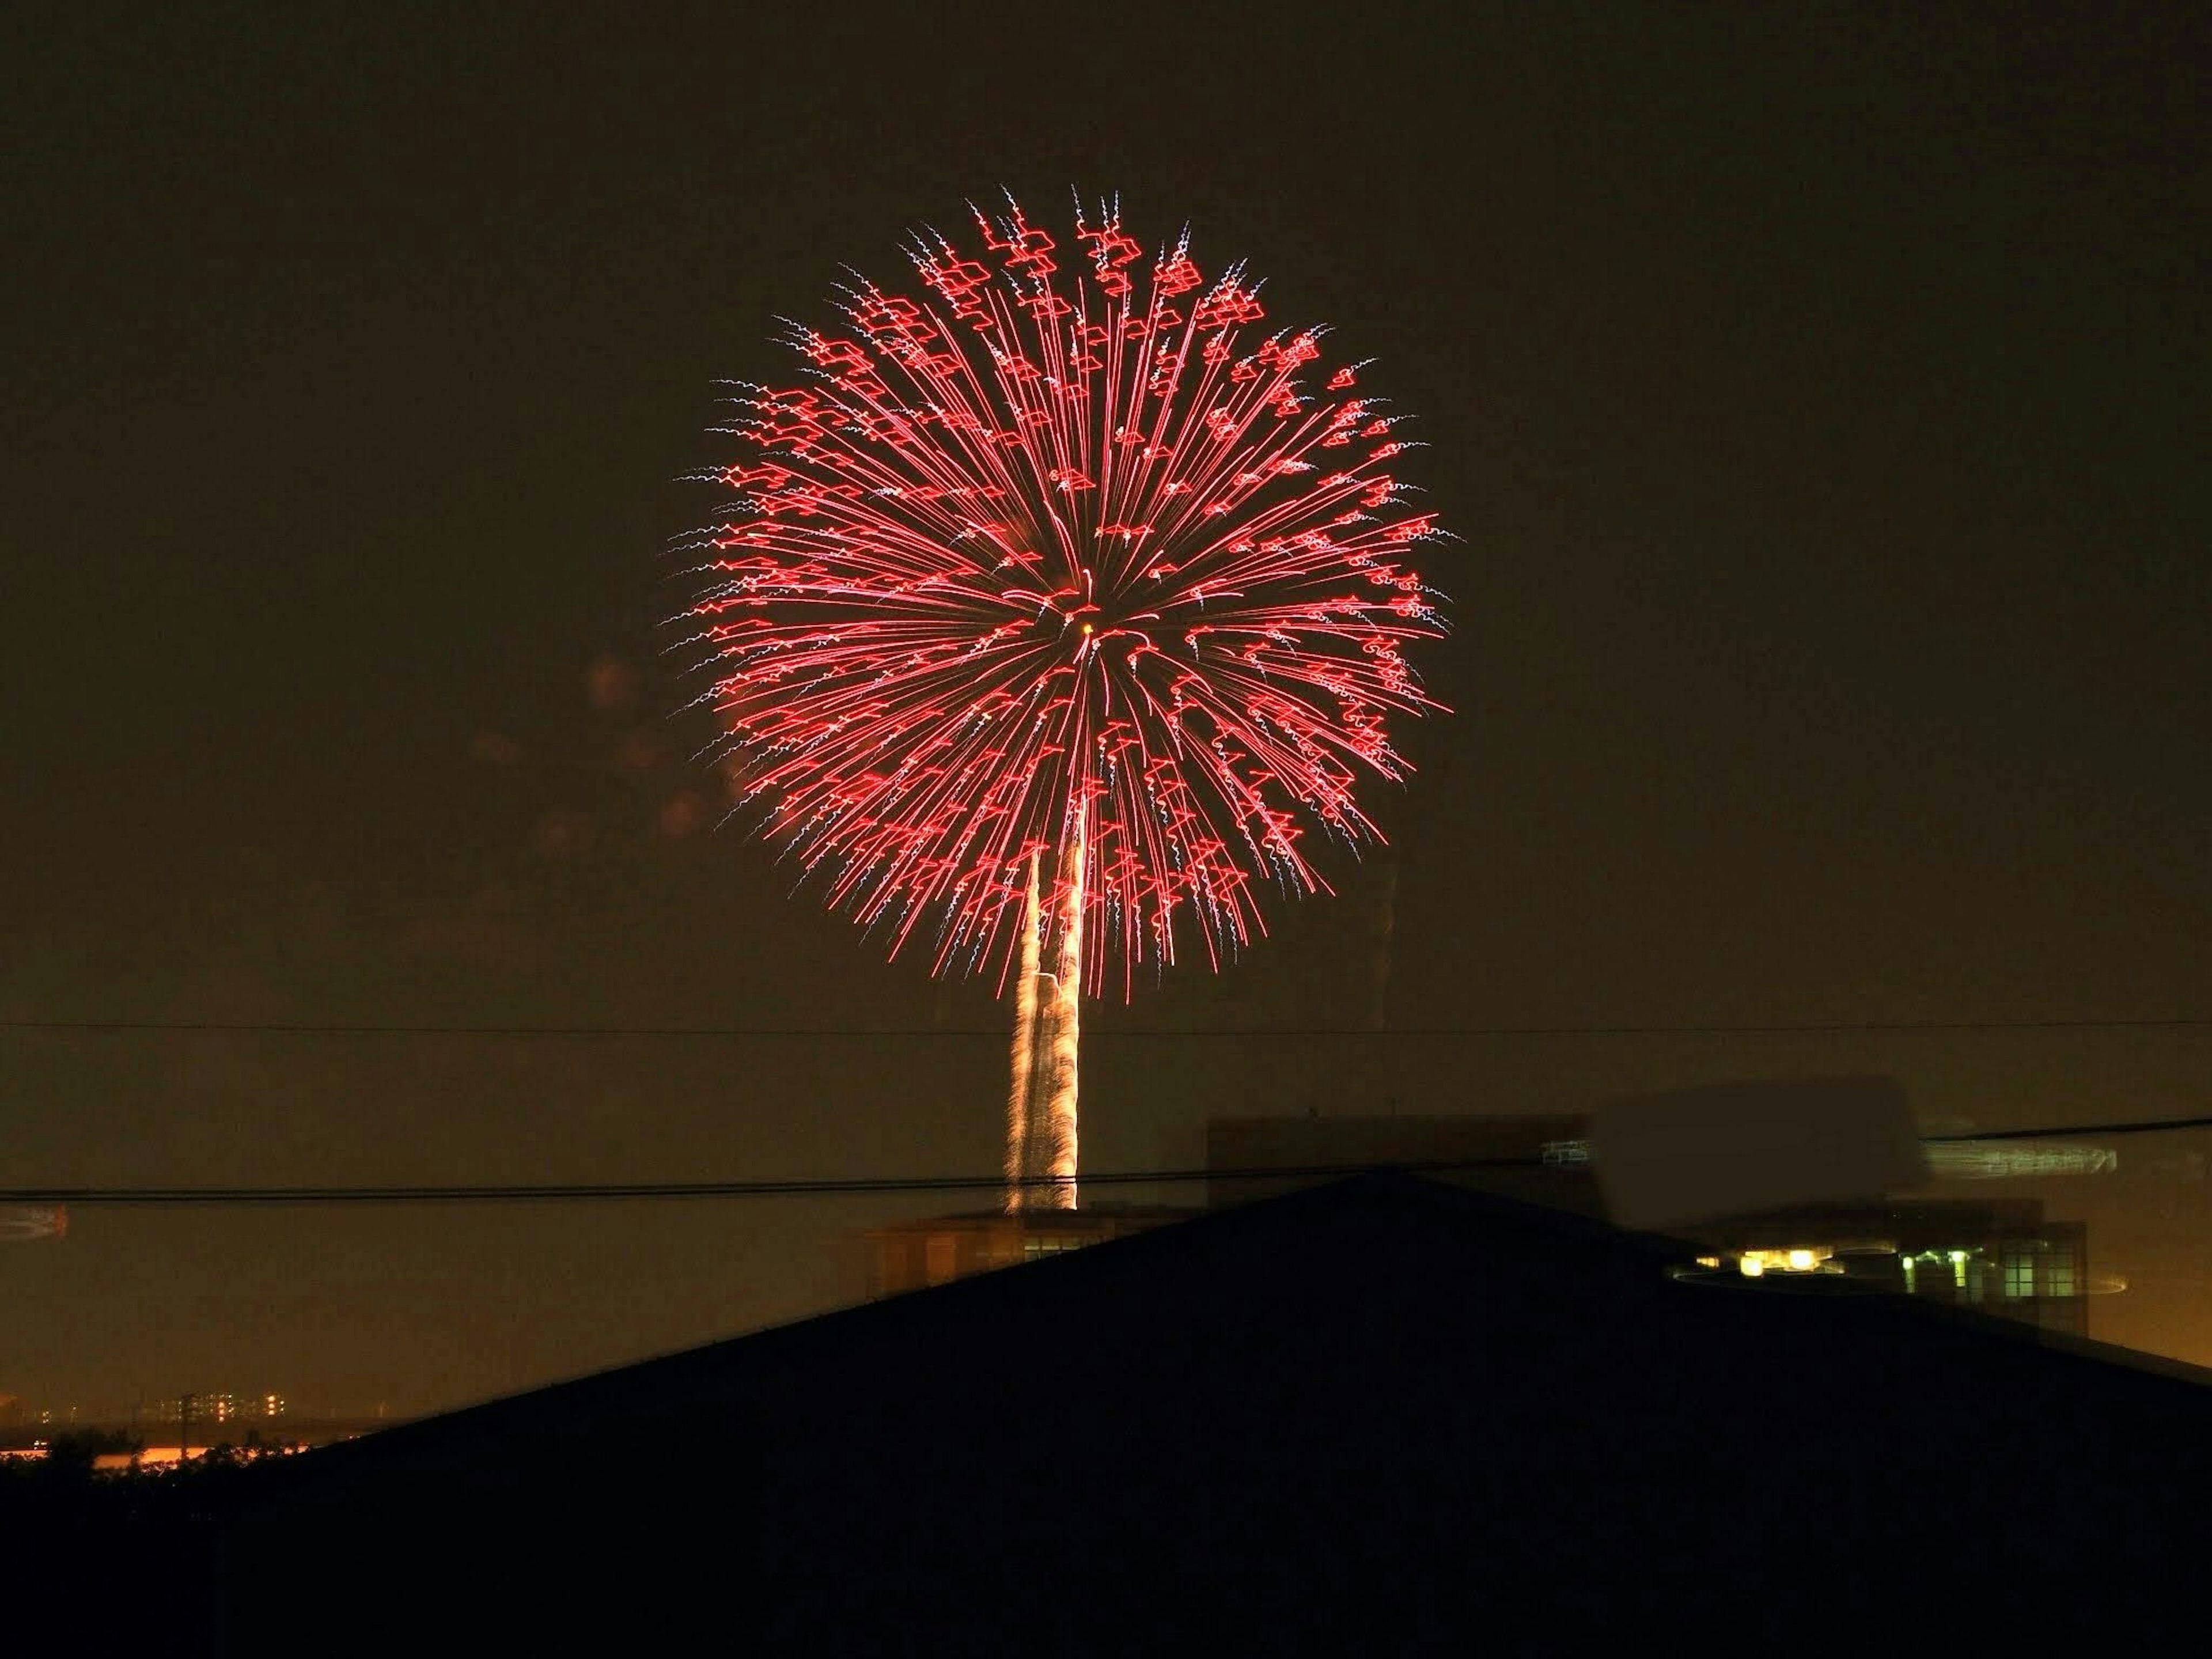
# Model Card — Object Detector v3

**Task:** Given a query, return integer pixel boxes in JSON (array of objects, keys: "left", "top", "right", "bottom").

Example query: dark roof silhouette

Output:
[{"left": 217, "top": 1175, "right": 2209, "bottom": 1653}]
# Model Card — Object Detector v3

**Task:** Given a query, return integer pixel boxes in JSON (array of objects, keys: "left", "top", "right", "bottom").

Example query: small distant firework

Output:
[{"left": 0, "top": 1205, "right": 66, "bottom": 1242}]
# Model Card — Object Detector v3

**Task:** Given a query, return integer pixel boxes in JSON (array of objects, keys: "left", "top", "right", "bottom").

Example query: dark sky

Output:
[{"left": 6, "top": 3, "right": 2209, "bottom": 1414}]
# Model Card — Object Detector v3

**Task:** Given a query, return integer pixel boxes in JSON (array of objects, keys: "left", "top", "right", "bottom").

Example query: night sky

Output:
[{"left": 7, "top": 4, "right": 2209, "bottom": 1415}]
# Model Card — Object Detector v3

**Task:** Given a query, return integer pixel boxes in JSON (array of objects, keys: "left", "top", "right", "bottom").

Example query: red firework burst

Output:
[{"left": 683, "top": 195, "right": 1447, "bottom": 994}]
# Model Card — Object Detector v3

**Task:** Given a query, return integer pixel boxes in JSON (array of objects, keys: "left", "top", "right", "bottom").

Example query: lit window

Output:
[
  {"left": 2003, "top": 1249, "right": 2036, "bottom": 1300},
  {"left": 2047, "top": 1251, "right": 2078, "bottom": 1298}
]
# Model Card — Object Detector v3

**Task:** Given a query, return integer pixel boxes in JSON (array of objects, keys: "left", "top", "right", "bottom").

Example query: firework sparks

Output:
[
  {"left": 1005, "top": 849, "right": 1043, "bottom": 1204},
  {"left": 681, "top": 196, "right": 1448, "bottom": 1207},
  {"left": 683, "top": 195, "right": 1446, "bottom": 992}
]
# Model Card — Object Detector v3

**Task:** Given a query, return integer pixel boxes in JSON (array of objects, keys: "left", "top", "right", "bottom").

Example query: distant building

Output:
[
  {"left": 213, "top": 1175, "right": 2212, "bottom": 1653},
  {"left": 147, "top": 1392, "right": 288, "bottom": 1426},
  {"left": 1684, "top": 1198, "right": 2093, "bottom": 1337},
  {"left": 859, "top": 1112, "right": 1608, "bottom": 1299},
  {"left": 854, "top": 1115, "right": 1600, "bottom": 1298},
  {"left": 858, "top": 1206, "right": 1193, "bottom": 1298},
  {"left": 1205, "top": 1115, "right": 2098, "bottom": 1336},
  {"left": 146, "top": 1391, "right": 290, "bottom": 1450},
  {"left": 859, "top": 1115, "right": 2099, "bottom": 1333}
]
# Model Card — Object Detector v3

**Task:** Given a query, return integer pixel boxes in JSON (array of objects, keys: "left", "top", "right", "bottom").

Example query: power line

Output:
[
  {"left": 5, "top": 1017, "right": 2210, "bottom": 1039},
  {"left": 8, "top": 1115, "right": 2210, "bottom": 1206},
  {"left": 0, "top": 1161, "right": 1484, "bottom": 1206}
]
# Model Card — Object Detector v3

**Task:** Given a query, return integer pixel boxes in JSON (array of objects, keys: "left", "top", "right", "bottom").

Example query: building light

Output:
[{"left": 1734, "top": 1247, "right": 1832, "bottom": 1277}]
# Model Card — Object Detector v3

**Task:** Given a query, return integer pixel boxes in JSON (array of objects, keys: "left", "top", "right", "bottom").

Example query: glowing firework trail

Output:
[
  {"left": 1003, "top": 837, "right": 1084, "bottom": 1209},
  {"left": 1005, "top": 850, "right": 1042, "bottom": 1202},
  {"left": 681, "top": 196, "right": 1448, "bottom": 1206}
]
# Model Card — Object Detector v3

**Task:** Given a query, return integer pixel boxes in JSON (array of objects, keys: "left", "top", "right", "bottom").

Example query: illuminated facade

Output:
[
  {"left": 149, "top": 1391, "right": 289, "bottom": 1427},
  {"left": 1922, "top": 1141, "right": 2118, "bottom": 1179}
]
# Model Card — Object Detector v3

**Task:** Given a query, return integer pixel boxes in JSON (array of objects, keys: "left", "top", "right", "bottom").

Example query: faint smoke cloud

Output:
[
  {"left": 469, "top": 729, "right": 526, "bottom": 767},
  {"left": 531, "top": 808, "right": 596, "bottom": 858},
  {"left": 588, "top": 655, "right": 639, "bottom": 710},
  {"left": 658, "top": 790, "right": 706, "bottom": 838}
]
